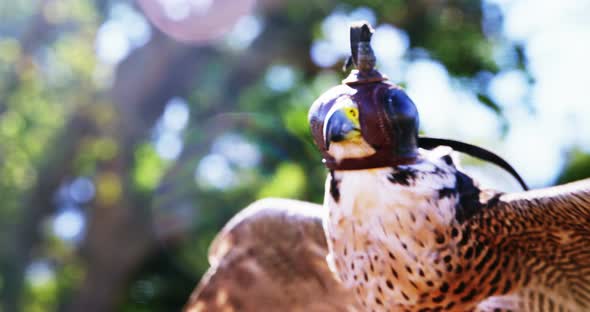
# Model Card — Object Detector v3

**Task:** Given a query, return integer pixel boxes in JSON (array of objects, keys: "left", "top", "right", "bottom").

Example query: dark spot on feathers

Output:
[
  {"left": 458, "top": 227, "right": 471, "bottom": 246},
  {"left": 386, "top": 280, "right": 394, "bottom": 289},
  {"left": 405, "top": 265, "right": 413, "bottom": 274},
  {"left": 432, "top": 294, "right": 445, "bottom": 303},
  {"left": 438, "top": 187, "right": 456, "bottom": 199},
  {"left": 475, "top": 243, "right": 485, "bottom": 258},
  {"left": 329, "top": 170, "right": 340, "bottom": 202},
  {"left": 502, "top": 255, "right": 510, "bottom": 268},
  {"left": 514, "top": 271, "right": 521, "bottom": 283},
  {"left": 432, "top": 166, "right": 447, "bottom": 178},
  {"left": 401, "top": 291, "right": 410, "bottom": 301},
  {"left": 460, "top": 289, "right": 478, "bottom": 302},
  {"left": 475, "top": 248, "right": 494, "bottom": 272},
  {"left": 441, "top": 154, "right": 454, "bottom": 165},
  {"left": 502, "top": 280, "right": 512, "bottom": 294},
  {"left": 490, "top": 270, "right": 502, "bottom": 285},
  {"left": 452, "top": 170, "right": 483, "bottom": 223},
  {"left": 388, "top": 167, "right": 416, "bottom": 186},
  {"left": 451, "top": 227, "right": 459, "bottom": 238},
  {"left": 486, "top": 193, "right": 502, "bottom": 207},
  {"left": 487, "top": 286, "right": 498, "bottom": 297},
  {"left": 391, "top": 267, "right": 399, "bottom": 279},
  {"left": 453, "top": 282, "right": 466, "bottom": 294}
]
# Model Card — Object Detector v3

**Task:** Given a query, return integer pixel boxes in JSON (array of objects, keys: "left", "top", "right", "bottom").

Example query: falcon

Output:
[
  {"left": 186, "top": 22, "right": 590, "bottom": 312},
  {"left": 308, "top": 22, "right": 590, "bottom": 312},
  {"left": 319, "top": 122, "right": 590, "bottom": 311}
]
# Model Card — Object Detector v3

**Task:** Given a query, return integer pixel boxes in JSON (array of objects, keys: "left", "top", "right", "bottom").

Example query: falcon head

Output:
[
  {"left": 323, "top": 97, "right": 361, "bottom": 147},
  {"left": 322, "top": 98, "right": 374, "bottom": 162},
  {"left": 309, "top": 83, "right": 420, "bottom": 169}
]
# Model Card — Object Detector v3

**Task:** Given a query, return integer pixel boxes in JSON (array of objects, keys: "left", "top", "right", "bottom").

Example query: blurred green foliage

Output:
[{"left": 0, "top": 0, "right": 587, "bottom": 311}]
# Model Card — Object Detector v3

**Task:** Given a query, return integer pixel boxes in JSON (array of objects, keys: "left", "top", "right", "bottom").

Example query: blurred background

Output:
[{"left": 1, "top": 0, "right": 589, "bottom": 311}]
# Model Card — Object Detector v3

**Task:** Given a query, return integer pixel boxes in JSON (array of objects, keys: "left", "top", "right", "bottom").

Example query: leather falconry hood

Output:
[
  {"left": 308, "top": 21, "right": 529, "bottom": 191},
  {"left": 309, "top": 22, "right": 419, "bottom": 170}
]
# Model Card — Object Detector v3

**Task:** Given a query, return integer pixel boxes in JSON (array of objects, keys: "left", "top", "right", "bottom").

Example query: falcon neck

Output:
[{"left": 327, "top": 159, "right": 459, "bottom": 230}]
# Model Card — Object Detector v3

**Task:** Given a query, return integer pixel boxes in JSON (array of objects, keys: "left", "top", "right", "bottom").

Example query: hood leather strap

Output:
[{"left": 418, "top": 136, "right": 529, "bottom": 190}]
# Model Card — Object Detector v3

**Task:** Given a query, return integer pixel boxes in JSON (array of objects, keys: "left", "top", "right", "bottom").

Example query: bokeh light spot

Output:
[
  {"left": 223, "top": 15, "right": 264, "bottom": 51},
  {"left": 162, "top": 97, "right": 190, "bottom": 132},
  {"left": 155, "top": 132, "right": 183, "bottom": 160},
  {"left": 195, "top": 153, "right": 236, "bottom": 190},
  {"left": 52, "top": 208, "right": 85, "bottom": 242},
  {"left": 212, "top": 133, "right": 261, "bottom": 169},
  {"left": 95, "top": 21, "right": 130, "bottom": 65},
  {"left": 310, "top": 40, "right": 341, "bottom": 68},
  {"left": 26, "top": 261, "right": 55, "bottom": 287},
  {"left": 265, "top": 65, "right": 296, "bottom": 92},
  {"left": 111, "top": 3, "right": 152, "bottom": 47},
  {"left": 69, "top": 177, "right": 95, "bottom": 204}
]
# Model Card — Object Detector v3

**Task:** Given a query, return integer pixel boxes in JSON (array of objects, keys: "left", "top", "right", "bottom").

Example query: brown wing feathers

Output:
[
  {"left": 471, "top": 179, "right": 590, "bottom": 311},
  {"left": 184, "top": 198, "right": 360, "bottom": 312}
]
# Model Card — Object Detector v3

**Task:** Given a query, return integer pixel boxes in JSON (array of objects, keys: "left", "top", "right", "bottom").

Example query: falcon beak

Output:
[{"left": 323, "top": 110, "right": 360, "bottom": 149}]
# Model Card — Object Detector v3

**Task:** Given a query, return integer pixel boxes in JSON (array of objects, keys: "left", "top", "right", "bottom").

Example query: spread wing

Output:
[
  {"left": 183, "top": 198, "right": 360, "bottom": 312},
  {"left": 470, "top": 179, "right": 590, "bottom": 312}
]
